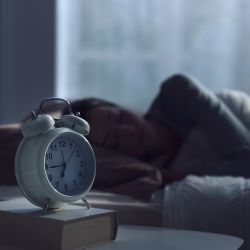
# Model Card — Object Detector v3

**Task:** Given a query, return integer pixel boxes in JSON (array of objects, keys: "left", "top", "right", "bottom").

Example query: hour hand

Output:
[
  {"left": 61, "top": 162, "right": 67, "bottom": 178},
  {"left": 49, "top": 164, "right": 65, "bottom": 168}
]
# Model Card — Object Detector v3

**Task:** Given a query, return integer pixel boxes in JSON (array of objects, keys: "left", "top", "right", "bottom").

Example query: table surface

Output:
[
  {"left": 88, "top": 225, "right": 243, "bottom": 250},
  {"left": 0, "top": 225, "right": 243, "bottom": 250}
]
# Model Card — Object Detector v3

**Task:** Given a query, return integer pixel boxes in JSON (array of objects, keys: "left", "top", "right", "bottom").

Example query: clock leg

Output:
[
  {"left": 82, "top": 197, "right": 91, "bottom": 209},
  {"left": 42, "top": 198, "right": 50, "bottom": 215}
]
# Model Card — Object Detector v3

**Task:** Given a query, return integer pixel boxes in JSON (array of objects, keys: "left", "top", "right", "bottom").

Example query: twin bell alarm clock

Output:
[{"left": 15, "top": 98, "right": 96, "bottom": 212}]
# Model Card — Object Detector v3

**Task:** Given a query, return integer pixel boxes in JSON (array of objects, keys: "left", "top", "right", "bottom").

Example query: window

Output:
[{"left": 57, "top": 0, "right": 250, "bottom": 112}]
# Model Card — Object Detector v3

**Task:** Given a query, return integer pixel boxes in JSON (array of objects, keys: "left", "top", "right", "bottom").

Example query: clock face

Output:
[{"left": 44, "top": 134, "right": 95, "bottom": 196}]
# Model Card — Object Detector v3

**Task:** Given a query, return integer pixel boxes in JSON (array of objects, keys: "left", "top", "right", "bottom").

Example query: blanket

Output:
[{"left": 164, "top": 175, "right": 250, "bottom": 250}]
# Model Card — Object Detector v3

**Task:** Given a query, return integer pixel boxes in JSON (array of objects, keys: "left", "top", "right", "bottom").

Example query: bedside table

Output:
[
  {"left": 89, "top": 225, "right": 243, "bottom": 250},
  {"left": 0, "top": 225, "right": 243, "bottom": 250}
]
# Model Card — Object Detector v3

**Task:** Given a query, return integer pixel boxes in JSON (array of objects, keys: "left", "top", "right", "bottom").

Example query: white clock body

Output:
[{"left": 15, "top": 127, "right": 96, "bottom": 209}]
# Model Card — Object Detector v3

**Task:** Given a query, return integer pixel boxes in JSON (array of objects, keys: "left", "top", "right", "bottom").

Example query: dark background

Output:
[{"left": 0, "top": 0, "right": 55, "bottom": 124}]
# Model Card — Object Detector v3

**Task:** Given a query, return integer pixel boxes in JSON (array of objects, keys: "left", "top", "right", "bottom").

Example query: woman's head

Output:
[{"left": 71, "top": 98, "right": 159, "bottom": 158}]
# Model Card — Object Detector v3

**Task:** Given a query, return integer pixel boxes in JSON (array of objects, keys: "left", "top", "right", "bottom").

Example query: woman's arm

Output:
[
  {"left": 146, "top": 74, "right": 250, "bottom": 177},
  {"left": 147, "top": 74, "right": 250, "bottom": 156}
]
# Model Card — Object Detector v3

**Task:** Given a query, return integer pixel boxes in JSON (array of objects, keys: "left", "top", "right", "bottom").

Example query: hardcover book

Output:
[{"left": 0, "top": 198, "right": 118, "bottom": 250}]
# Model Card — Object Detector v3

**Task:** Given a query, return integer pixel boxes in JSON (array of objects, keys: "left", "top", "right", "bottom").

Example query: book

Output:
[{"left": 0, "top": 198, "right": 118, "bottom": 250}]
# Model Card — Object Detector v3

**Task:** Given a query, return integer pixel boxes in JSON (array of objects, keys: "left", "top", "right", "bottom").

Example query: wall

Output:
[{"left": 0, "top": 0, "right": 55, "bottom": 124}]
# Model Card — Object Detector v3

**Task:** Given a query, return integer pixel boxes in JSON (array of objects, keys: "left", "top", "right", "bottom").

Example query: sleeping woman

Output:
[
  {"left": 1, "top": 74, "right": 250, "bottom": 199},
  {"left": 71, "top": 74, "right": 250, "bottom": 177}
]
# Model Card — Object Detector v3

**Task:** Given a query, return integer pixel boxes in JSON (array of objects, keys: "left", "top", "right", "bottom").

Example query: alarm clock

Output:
[{"left": 15, "top": 98, "right": 96, "bottom": 212}]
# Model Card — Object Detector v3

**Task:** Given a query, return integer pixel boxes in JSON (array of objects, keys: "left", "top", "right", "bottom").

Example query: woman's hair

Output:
[{"left": 70, "top": 97, "right": 117, "bottom": 120}]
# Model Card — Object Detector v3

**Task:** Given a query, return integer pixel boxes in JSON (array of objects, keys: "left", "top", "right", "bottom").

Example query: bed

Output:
[{"left": 90, "top": 146, "right": 250, "bottom": 250}]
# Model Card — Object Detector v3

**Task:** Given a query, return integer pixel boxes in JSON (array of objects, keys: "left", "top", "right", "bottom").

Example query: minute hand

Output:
[{"left": 66, "top": 146, "right": 77, "bottom": 164}]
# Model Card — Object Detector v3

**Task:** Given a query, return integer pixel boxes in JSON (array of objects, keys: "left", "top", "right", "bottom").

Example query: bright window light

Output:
[{"left": 56, "top": 0, "right": 250, "bottom": 111}]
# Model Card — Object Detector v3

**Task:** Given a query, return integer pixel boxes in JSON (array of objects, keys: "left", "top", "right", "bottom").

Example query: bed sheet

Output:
[{"left": 163, "top": 175, "right": 250, "bottom": 250}]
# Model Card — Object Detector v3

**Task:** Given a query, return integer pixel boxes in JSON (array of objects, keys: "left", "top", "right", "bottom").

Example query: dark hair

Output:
[{"left": 70, "top": 97, "right": 117, "bottom": 120}]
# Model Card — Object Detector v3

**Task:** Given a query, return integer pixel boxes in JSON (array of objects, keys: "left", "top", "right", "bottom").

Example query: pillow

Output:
[{"left": 92, "top": 147, "right": 163, "bottom": 201}]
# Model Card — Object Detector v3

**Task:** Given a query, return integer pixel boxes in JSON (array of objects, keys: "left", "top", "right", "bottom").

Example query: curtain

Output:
[{"left": 57, "top": 0, "right": 250, "bottom": 112}]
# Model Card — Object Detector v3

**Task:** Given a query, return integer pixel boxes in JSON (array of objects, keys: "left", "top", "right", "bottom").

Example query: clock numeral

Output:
[
  {"left": 46, "top": 153, "right": 53, "bottom": 160},
  {"left": 50, "top": 144, "right": 57, "bottom": 151},
  {"left": 69, "top": 142, "right": 73, "bottom": 149},
  {"left": 56, "top": 182, "right": 59, "bottom": 188},
  {"left": 79, "top": 171, "right": 83, "bottom": 177},
  {"left": 59, "top": 141, "right": 66, "bottom": 148},
  {"left": 64, "top": 184, "right": 68, "bottom": 191},
  {"left": 48, "top": 174, "right": 53, "bottom": 182}
]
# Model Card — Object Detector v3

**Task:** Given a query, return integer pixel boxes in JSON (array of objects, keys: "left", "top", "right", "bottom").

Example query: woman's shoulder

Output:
[{"left": 217, "top": 89, "right": 250, "bottom": 128}]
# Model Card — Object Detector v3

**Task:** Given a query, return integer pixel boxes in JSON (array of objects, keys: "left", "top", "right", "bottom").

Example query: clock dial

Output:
[{"left": 45, "top": 134, "right": 92, "bottom": 196}]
